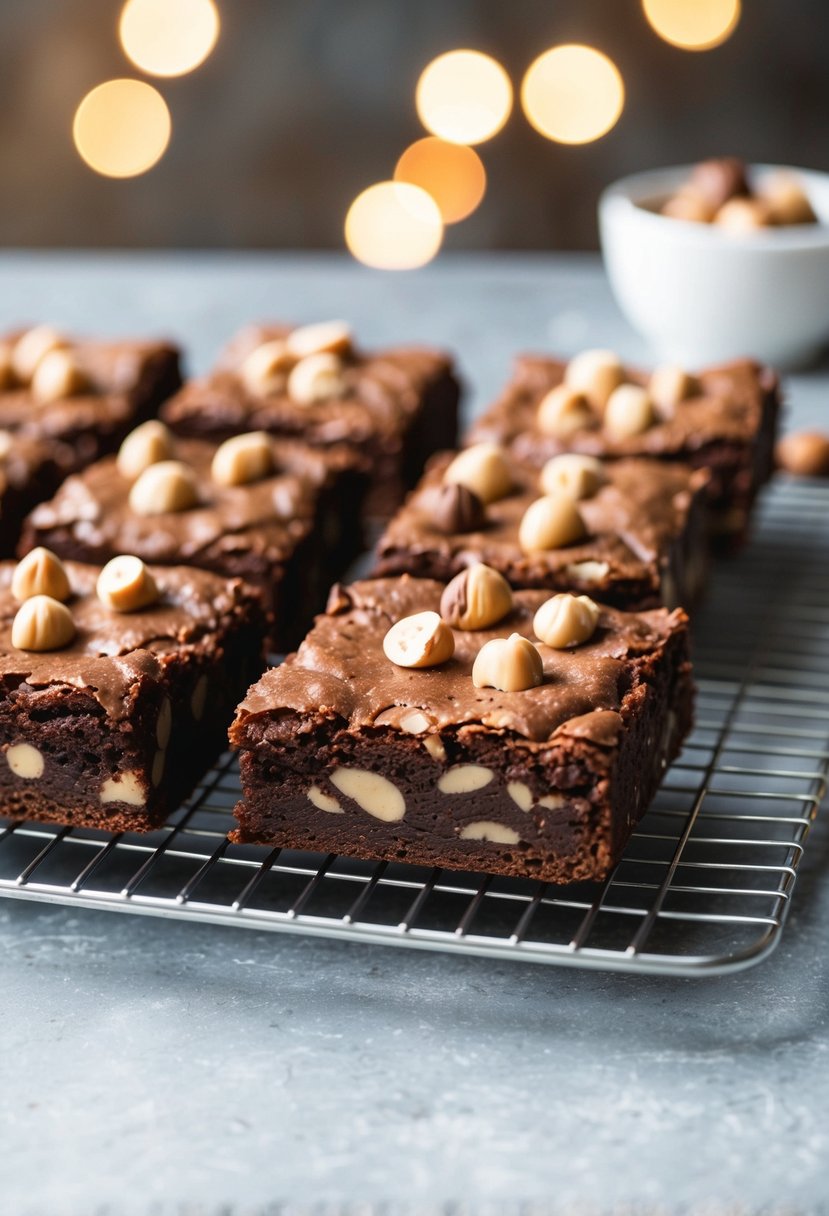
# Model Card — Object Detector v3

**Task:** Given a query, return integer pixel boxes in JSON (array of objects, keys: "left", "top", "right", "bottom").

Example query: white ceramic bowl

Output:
[{"left": 598, "top": 164, "right": 829, "bottom": 368}]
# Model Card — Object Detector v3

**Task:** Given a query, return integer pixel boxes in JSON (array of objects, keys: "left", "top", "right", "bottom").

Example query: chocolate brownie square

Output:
[
  {"left": 466, "top": 352, "right": 780, "bottom": 548},
  {"left": 373, "top": 449, "right": 709, "bottom": 610},
  {"left": 230, "top": 575, "right": 692, "bottom": 885},
  {"left": 160, "top": 321, "right": 460, "bottom": 518},
  {"left": 0, "top": 326, "right": 182, "bottom": 473},
  {"left": 21, "top": 423, "right": 366, "bottom": 652},
  {"left": 0, "top": 555, "right": 264, "bottom": 833},
  {"left": 0, "top": 430, "right": 69, "bottom": 559}
]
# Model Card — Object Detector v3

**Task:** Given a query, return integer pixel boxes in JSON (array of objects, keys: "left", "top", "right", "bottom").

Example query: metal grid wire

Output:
[{"left": 0, "top": 477, "right": 827, "bottom": 975}]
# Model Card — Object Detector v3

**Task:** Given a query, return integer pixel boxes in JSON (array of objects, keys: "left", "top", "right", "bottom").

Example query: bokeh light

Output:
[
  {"left": 415, "top": 50, "right": 512, "bottom": 145},
  {"left": 73, "top": 79, "right": 171, "bottom": 178},
  {"left": 345, "top": 182, "right": 443, "bottom": 270},
  {"left": 642, "top": 0, "right": 741, "bottom": 50},
  {"left": 394, "top": 138, "right": 486, "bottom": 224},
  {"left": 119, "top": 0, "right": 220, "bottom": 77},
  {"left": 521, "top": 45, "right": 625, "bottom": 145}
]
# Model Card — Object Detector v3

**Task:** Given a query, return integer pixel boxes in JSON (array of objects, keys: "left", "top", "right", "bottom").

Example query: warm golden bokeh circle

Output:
[
  {"left": 521, "top": 45, "right": 625, "bottom": 145},
  {"left": 73, "top": 79, "right": 171, "bottom": 178},
  {"left": 119, "top": 0, "right": 220, "bottom": 77},
  {"left": 345, "top": 182, "right": 444, "bottom": 270},
  {"left": 394, "top": 138, "right": 487, "bottom": 224},
  {"left": 415, "top": 50, "right": 513, "bottom": 145},
  {"left": 642, "top": 0, "right": 741, "bottom": 50}
]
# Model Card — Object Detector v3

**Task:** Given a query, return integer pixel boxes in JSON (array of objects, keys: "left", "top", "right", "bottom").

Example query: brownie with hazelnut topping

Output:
[
  {"left": 465, "top": 352, "right": 780, "bottom": 548},
  {"left": 0, "top": 555, "right": 264, "bottom": 833},
  {"left": 0, "top": 430, "right": 68, "bottom": 558},
  {"left": 20, "top": 423, "right": 366, "bottom": 652},
  {"left": 160, "top": 321, "right": 460, "bottom": 519},
  {"left": 0, "top": 326, "right": 182, "bottom": 474},
  {"left": 230, "top": 575, "right": 692, "bottom": 885},
  {"left": 373, "top": 449, "right": 709, "bottom": 611}
]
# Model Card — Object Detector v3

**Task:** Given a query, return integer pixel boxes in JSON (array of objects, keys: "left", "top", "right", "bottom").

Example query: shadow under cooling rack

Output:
[{"left": 1, "top": 478, "right": 827, "bottom": 976}]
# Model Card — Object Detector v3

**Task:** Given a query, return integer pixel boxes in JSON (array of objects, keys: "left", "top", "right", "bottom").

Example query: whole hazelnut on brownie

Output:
[
  {"left": 129, "top": 460, "right": 199, "bottom": 516},
  {"left": 444, "top": 443, "right": 512, "bottom": 505},
  {"left": 564, "top": 349, "right": 624, "bottom": 412},
  {"left": 472, "top": 633, "right": 543, "bottom": 692},
  {"left": 211, "top": 432, "right": 275, "bottom": 487},
  {"left": 96, "top": 555, "right": 159, "bottom": 613},
  {"left": 11, "top": 594, "right": 75, "bottom": 652},
  {"left": 518, "top": 494, "right": 586, "bottom": 554},
  {"left": 117, "top": 420, "right": 176, "bottom": 481},
  {"left": 440, "top": 564, "right": 513, "bottom": 631},
  {"left": 431, "top": 481, "right": 486, "bottom": 534},
  {"left": 534, "top": 593, "right": 600, "bottom": 649},
  {"left": 12, "top": 547, "right": 71, "bottom": 604}
]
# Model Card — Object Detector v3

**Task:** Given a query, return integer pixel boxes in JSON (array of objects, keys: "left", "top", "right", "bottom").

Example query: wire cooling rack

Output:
[{"left": 1, "top": 477, "right": 827, "bottom": 975}]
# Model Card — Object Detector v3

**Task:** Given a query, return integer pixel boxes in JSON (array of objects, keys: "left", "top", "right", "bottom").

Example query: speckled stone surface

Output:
[{"left": 1, "top": 253, "right": 828, "bottom": 1216}]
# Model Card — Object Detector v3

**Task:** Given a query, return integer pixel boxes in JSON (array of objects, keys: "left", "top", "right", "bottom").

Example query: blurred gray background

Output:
[{"left": 2, "top": 0, "right": 828, "bottom": 251}]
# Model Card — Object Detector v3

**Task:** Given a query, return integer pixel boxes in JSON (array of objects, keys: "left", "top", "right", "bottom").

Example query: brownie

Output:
[
  {"left": 0, "top": 560, "right": 264, "bottom": 833},
  {"left": 21, "top": 430, "right": 366, "bottom": 652},
  {"left": 160, "top": 322, "right": 460, "bottom": 519},
  {"left": 466, "top": 356, "right": 780, "bottom": 548},
  {"left": 0, "top": 327, "right": 182, "bottom": 473},
  {"left": 230, "top": 576, "right": 693, "bottom": 885},
  {"left": 373, "top": 451, "right": 709, "bottom": 611},
  {"left": 0, "top": 431, "right": 69, "bottom": 559}
]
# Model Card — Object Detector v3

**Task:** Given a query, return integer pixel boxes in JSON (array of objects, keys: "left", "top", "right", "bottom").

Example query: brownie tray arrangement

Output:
[{"left": 0, "top": 326, "right": 785, "bottom": 890}]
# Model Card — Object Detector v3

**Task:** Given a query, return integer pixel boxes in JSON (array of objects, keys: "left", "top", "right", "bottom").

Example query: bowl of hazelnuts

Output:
[{"left": 598, "top": 158, "right": 829, "bottom": 368}]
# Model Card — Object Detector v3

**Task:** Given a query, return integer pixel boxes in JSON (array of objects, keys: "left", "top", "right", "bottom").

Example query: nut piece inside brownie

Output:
[
  {"left": 160, "top": 320, "right": 460, "bottom": 518},
  {"left": 21, "top": 423, "right": 365, "bottom": 652},
  {"left": 465, "top": 351, "right": 780, "bottom": 548},
  {"left": 374, "top": 447, "right": 710, "bottom": 610},
  {"left": 0, "top": 325, "right": 182, "bottom": 473},
  {"left": 0, "top": 555, "right": 264, "bottom": 833},
  {"left": 230, "top": 574, "right": 693, "bottom": 885}
]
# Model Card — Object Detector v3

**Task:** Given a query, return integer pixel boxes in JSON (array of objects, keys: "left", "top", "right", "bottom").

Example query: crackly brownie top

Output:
[
  {"left": 377, "top": 452, "right": 707, "bottom": 585},
  {"left": 0, "top": 561, "right": 254, "bottom": 718},
  {"left": 26, "top": 435, "right": 349, "bottom": 564},
  {"left": 235, "top": 575, "right": 686, "bottom": 747},
  {"left": 161, "top": 322, "right": 455, "bottom": 446},
  {"left": 0, "top": 331, "right": 179, "bottom": 440},
  {"left": 468, "top": 356, "right": 777, "bottom": 462}
]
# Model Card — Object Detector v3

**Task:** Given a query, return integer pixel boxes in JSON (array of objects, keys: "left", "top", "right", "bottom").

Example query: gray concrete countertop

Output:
[{"left": 0, "top": 253, "right": 827, "bottom": 1216}]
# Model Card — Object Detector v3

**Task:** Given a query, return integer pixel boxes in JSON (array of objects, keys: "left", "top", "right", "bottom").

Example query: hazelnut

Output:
[
  {"left": 116, "top": 420, "right": 175, "bottom": 481},
  {"left": 11, "top": 594, "right": 75, "bottom": 652},
  {"left": 689, "top": 157, "right": 749, "bottom": 211},
  {"left": 286, "top": 320, "right": 353, "bottom": 360},
  {"left": 776, "top": 431, "right": 829, "bottom": 478},
  {"left": 472, "top": 633, "right": 543, "bottom": 693},
  {"left": 11, "top": 326, "right": 68, "bottom": 383},
  {"left": 648, "top": 365, "right": 700, "bottom": 417},
  {"left": 0, "top": 343, "right": 14, "bottom": 389},
  {"left": 431, "top": 482, "right": 486, "bottom": 534},
  {"left": 564, "top": 349, "right": 624, "bottom": 412},
  {"left": 383, "top": 610, "right": 455, "bottom": 669},
  {"left": 12, "top": 548, "right": 71, "bottom": 604},
  {"left": 211, "top": 431, "right": 275, "bottom": 487},
  {"left": 518, "top": 494, "right": 586, "bottom": 554},
  {"left": 444, "top": 443, "right": 512, "bottom": 505},
  {"left": 240, "top": 339, "right": 293, "bottom": 395},
  {"left": 714, "top": 198, "right": 773, "bottom": 233},
  {"left": 129, "top": 460, "right": 199, "bottom": 516},
  {"left": 30, "top": 348, "right": 88, "bottom": 403},
  {"left": 539, "top": 454, "right": 606, "bottom": 501},
  {"left": 660, "top": 191, "right": 715, "bottom": 224},
  {"left": 536, "top": 385, "right": 594, "bottom": 438},
  {"left": 533, "top": 593, "right": 600, "bottom": 649},
  {"left": 287, "top": 353, "right": 346, "bottom": 405},
  {"left": 604, "top": 384, "right": 655, "bottom": 440},
  {"left": 761, "top": 172, "right": 816, "bottom": 226},
  {"left": 440, "top": 564, "right": 514, "bottom": 631},
  {"left": 97, "top": 555, "right": 159, "bottom": 613}
]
